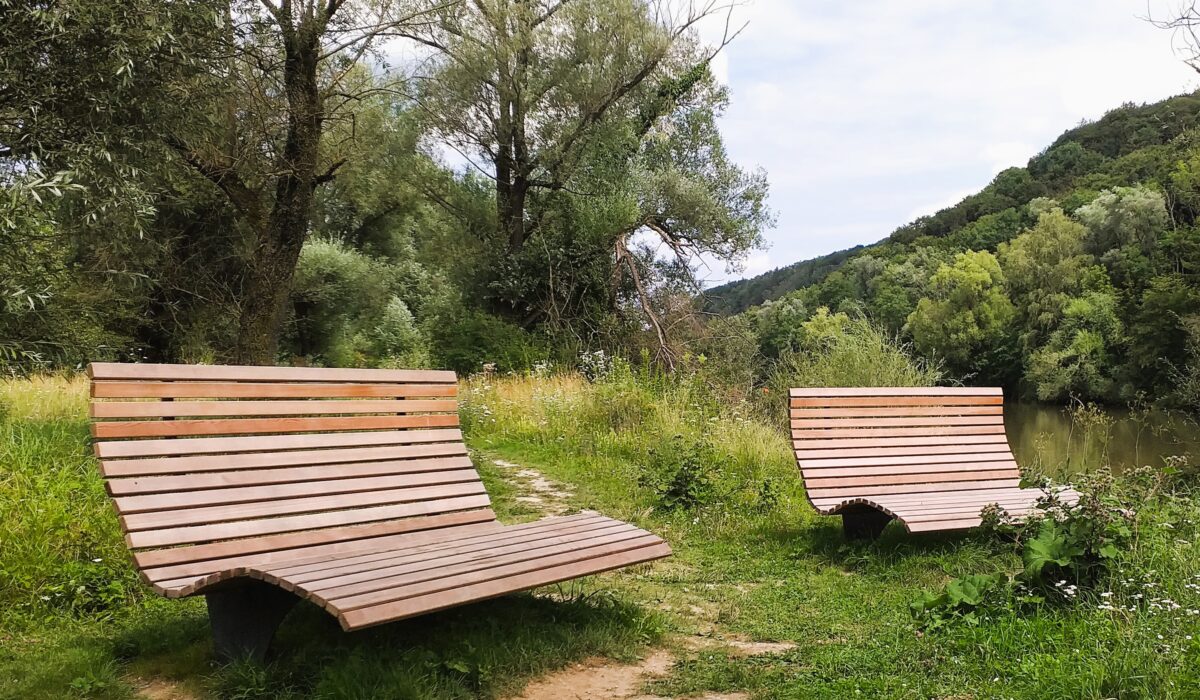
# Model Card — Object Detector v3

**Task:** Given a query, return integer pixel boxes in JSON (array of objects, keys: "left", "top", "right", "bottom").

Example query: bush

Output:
[
  {"left": 638, "top": 435, "right": 720, "bottom": 511},
  {"left": 427, "top": 308, "right": 546, "bottom": 374},
  {"left": 763, "top": 308, "right": 942, "bottom": 420}
]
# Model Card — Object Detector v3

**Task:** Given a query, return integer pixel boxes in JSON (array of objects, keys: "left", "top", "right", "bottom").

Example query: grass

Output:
[{"left": 2, "top": 368, "right": 1200, "bottom": 698}]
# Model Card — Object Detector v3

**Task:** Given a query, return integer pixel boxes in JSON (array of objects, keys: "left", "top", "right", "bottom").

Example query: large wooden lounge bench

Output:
[
  {"left": 89, "top": 363, "right": 670, "bottom": 661},
  {"left": 790, "top": 387, "right": 1078, "bottom": 539}
]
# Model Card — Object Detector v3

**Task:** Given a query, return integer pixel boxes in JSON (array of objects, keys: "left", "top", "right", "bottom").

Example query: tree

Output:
[
  {"left": 160, "top": 1, "right": 438, "bottom": 364},
  {"left": 906, "top": 250, "right": 1015, "bottom": 369},
  {"left": 1074, "top": 185, "right": 1168, "bottom": 257},
  {"left": 1025, "top": 283, "right": 1124, "bottom": 402},
  {"left": 996, "top": 209, "right": 1093, "bottom": 350},
  {"left": 406, "top": 0, "right": 745, "bottom": 253}
]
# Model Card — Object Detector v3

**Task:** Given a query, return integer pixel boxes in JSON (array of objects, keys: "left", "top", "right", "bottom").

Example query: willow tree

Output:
[
  {"left": 164, "top": 0, "right": 436, "bottom": 364},
  {"left": 405, "top": 0, "right": 769, "bottom": 356}
]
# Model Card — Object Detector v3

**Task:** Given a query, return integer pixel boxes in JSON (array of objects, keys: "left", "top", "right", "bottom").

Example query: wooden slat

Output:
[
  {"left": 92, "top": 414, "right": 460, "bottom": 439},
  {"left": 89, "top": 362, "right": 456, "bottom": 384},
  {"left": 790, "top": 396, "right": 1004, "bottom": 408},
  {"left": 789, "top": 405, "right": 1002, "bottom": 418},
  {"left": 93, "top": 381, "right": 457, "bottom": 399},
  {"left": 811, "top": 487, "right": 1031, "bottom": 507},
  {"left": 332, "top": 534, "right": 664, "bottom": 611},
  {"left": 304, "top": 524, "right": 641, "bottom": 597},
  {"left": 126, "top": 495, "right": 493, "bottom": 548},
  {"left": 102, "top": 442, "right": 467, "bottom": 477},
  {"left": 793, "top": 434, "right": 1008, "bottom": 450},
  {"left": 337, "top": 542, "right": 672, "bottom": 630},
  {"left": 96, "top": 427, "right": 464, "bottom": 459},
  {"left": 265, "top": 515, "right": 610, "bottom": 581},
  {"left": 107, "top": 456, "right": 475, "bottom": 495},
  {"left": 800, "top": 459, "right": 1019, "bottom": 479},
  {"left": 794, "top": 443, "right": 1011, "bottom": 460},
  {"left": 147, "top": 514, "right": 601, "bottom": 586},
  {"left": 122, "top": 482, "right": 488, "bottom": 531},
  {"left": 91, "top": 399, "right": 458, "bottom": 418},
  {"left": 789, "top": 387, "right": 1002, "bottom": 397},
  {"left": 133, "top": 509, "right": 497, "bottom": 568},
  {"left": 114, "top": 469, "right": 482, "bottom": 514},
  {"left": 807, "top": 478, "right": 1019, "bottom": 499},
  {"left": 790, "top": 416, "right": 1003, "bottom": 429},
  {"left": 804, "top": 469, "right": 1019, "bottom": 490},
  {"left": 799, "top": 452, "right": 1016, "bottom": 469},
  {"left": 790, "top": 425, "right": 1007, "bottom": 439}
]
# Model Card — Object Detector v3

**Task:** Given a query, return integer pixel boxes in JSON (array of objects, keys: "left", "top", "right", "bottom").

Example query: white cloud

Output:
[{"left": 697, "top": 0, "right": 1200, "bottom": 285}]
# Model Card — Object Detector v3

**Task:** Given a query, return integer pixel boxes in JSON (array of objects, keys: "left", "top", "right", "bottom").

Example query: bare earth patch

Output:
[
  {"left": 128, "top": 676, "right": 202, "bottom": 700},
  {"left": 507, "top": 634, "right": 792, "bottom": 700},
  {"left": 492, "top": 458, "right": 574, "bottom": 515}
]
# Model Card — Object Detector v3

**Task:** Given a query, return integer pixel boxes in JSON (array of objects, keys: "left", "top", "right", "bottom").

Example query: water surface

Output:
[{"left": 1005, "top": 402, "right": 1200, "bottom": 476}]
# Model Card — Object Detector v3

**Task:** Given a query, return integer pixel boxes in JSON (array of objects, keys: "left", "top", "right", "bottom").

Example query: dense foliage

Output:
[
  {"left": 715, "top": 93, "right": 1200, "bottom": 408},
  {"left": 1, "top": 0, "right": 770, "bottom": 373}
]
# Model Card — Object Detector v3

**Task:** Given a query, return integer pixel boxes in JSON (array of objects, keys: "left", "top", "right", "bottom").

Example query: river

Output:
[{"left": 1005, "top": 402, "right": 1200, "bottom": 476}]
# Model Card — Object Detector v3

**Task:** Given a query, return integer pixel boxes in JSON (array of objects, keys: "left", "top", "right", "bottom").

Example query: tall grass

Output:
[{"left": 0, "top": 375, "right": 139, "bottom": 622}]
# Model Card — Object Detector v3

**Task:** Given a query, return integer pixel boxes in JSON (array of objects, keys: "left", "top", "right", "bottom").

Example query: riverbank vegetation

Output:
[{"left": 3, "top": 358, "right": 1199, "bottom": 698}]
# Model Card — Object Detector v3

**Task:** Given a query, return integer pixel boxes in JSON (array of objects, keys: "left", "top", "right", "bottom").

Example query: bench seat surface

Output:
[
  {"left": 89, "top": 363, "right": 669, "bottom": 631},
  {"left": 791, "top": 387, "right": 1079, "bottom": 533}
]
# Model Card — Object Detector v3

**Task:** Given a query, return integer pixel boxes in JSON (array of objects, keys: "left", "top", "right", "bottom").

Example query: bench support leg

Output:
[
  {"left": 206, "top": 581, "right": 298, "bottom": 663},
  {"left": 841, "top": 506, "right": 892, "bottom": 540}
]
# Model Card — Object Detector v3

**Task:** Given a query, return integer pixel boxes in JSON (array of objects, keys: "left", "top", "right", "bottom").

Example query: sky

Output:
[{"left": 694, "top": 0, "right": 1200, "bottom": 286}]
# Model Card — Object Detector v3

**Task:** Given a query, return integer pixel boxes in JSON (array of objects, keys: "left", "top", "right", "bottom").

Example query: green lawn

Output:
[{"left": 2, "top": 372, "right": 1199, "bottom": 699}]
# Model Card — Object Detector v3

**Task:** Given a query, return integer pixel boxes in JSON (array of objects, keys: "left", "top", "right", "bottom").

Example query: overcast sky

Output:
[{"left": 695, "top": 0, "right": 1200, "bottom": 286}]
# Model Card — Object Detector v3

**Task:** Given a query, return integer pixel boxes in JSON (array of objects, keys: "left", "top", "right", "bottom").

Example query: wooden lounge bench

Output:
[
  {"left": 790, "top": 387, "right": 1078, "bottom": 538},
  {"left": 88, "top": 363, "right": 670, "bottom": 661}
]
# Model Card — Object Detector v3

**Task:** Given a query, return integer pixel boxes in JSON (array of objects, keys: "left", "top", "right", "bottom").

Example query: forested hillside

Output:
[{"left": 719, "top": 92, "right": 1200, "bottom": 407}]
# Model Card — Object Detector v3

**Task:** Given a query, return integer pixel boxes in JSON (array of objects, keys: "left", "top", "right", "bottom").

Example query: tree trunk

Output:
[{"left": 233, "top": 24, "right": 323, "bottom": 365}]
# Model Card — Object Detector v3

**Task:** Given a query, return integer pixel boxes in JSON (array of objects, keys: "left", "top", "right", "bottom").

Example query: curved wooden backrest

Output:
[
  {"left": 790, "top": 387, "right": 1020, "bottom": 505},
  {"left": 89, "top": 363, "right": 497, "bottom": 584}
]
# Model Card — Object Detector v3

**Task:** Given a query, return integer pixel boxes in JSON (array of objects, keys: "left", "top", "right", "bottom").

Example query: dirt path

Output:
[
  {"left": 492, "top": 458, "right": 575, "bottom": 515},
  {"left": 489, "top": 456, "right": 793, "bottom": 700},
  {"left": 508, "top": 634, "right": 795, "bottom": 700}
]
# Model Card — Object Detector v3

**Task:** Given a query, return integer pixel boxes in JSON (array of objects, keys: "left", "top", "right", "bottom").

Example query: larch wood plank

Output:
[
  {"left": 789, "top": 405, "right": 1003, "bottom": 418},
  {"left": 332, "top": 534, "right": 666, "bottom": 612},
  {"left": 92, "top": 413, "right": 460, "bottom": 439},
  {"left": 121, "top": 482, "right": 489, "bottom": 531},
  {"left": 790, "top": 425, "right": 1007, "bottom": 439},
  {"left": 132, "top": 509, "right": 497, "bottom": 569},
  {"left": 790, "top": 396, "right": 1003, "bottom": 408},
  {"left": 88, "top": 362, "right": 456, "bottom": 384},
  {"left": 799, "top": 460, "right": 1019, "bottom": 479},
  {"left": 113, "top": 469, "right": 483, "bottom": 514},
  {"left": 126, "top": 494, "right": 493, "bottom": 548},
  {"left": 92, "top": 381, "right": 457, "bottom": 399},
  {"left": 790, "top": 415, "right": 1004, "bottom": 429},
  {"left": 804, "top": 469, "right": 1020, "bottom": 489},
  {"left": 91, "top": 399, "right": 458, "bottom": 418},
  {"left": 106, "top": 456, "right": 475, "bottom": 495},
  {"left": 303, "top": 525, "right": 642, "bottom": 597},
  {"left": 789, "top": 387, "right": 1002, "bottom": 397},
  {"left": 96, "top": 427, "right": 465, "bottom": 459},
  {"left": 101, "top": 443, "right": 468, "bottom": 477},
  {"left": 337, "top": 542, "right": 672, "bottom": 630}
]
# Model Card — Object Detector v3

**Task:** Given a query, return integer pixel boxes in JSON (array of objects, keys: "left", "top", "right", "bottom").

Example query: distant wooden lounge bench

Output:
[
  {"left": 89, "top": 363, "right": 670, "bottom": 661},
  {"left": 790, "top": 387, "right": 1078, "bottom": 538}
]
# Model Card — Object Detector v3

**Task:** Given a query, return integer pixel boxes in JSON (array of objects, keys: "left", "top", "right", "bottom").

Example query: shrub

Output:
[
  {"left": 638, "top": 435, "right": 720, "bottom": 511},
  {"left": 428, "top": 308, "right": 546, "bottom": 374},
  {"left": 763, "top": 308, "right": 942, "bottom": 420}
]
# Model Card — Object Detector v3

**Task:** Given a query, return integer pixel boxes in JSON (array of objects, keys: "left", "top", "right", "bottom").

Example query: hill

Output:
[{"left": 703, "top": 91, "right": 1200, "bottom": 315}]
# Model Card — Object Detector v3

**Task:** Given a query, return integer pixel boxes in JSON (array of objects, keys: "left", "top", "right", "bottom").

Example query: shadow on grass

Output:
[
  {"left": 122, "top": 587, "right": 663, "bottom": 700},
  {"left": 753, "top": 515, "right": 993, "bottom": 572}
]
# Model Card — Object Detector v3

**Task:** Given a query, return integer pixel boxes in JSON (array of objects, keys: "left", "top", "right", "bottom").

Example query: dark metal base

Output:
[
  {"left": 841, "top": 506, "right": 893, "bottom": 540},
  {"left": 206, "top": 581, "right": 299, "bottom": 663}
]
